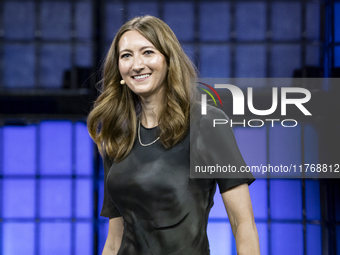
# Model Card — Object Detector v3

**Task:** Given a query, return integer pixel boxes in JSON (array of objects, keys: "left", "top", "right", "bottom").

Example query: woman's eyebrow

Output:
[
  {"left": 119, "top": 49, "right": 133, "bottom": 54},
  {"left": 139, "top": 46, "right": 156, "bottom": 51},
  {"left": 119, "top": 46, "right": 156, "bottom": 54}
]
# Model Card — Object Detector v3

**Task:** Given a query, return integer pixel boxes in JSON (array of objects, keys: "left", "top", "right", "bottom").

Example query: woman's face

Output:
[{"left": 118, "top": 30, "right": 168, "bottom": 99}]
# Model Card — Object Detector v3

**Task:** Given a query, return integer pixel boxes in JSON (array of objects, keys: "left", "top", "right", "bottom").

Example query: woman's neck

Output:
[{"left": 139, "top": 92, "right": 164, "bottom": 128}]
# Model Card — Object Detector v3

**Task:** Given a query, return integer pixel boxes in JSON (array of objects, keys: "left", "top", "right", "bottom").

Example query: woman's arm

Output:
[
  {"left": 102, "top": 217, "right": 124, "bottom": 255},
  {"left": 221, "top": 183, "right": 260, "bottom": 255}
]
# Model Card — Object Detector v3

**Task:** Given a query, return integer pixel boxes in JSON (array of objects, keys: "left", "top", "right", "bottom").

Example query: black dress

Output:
[{"left": 100, "top": 106, "right": 255, "bottom": 255}]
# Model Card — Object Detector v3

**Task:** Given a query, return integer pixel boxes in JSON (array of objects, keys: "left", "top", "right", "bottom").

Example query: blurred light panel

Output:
[
  {"left": 200, "top": 2, "right": 230, "bottom": 41},
  {"left": 307, "top": 224, "right": 322, "bottom": 255},
  {"left": 271, "top": 2, "right": 301, "bottom": 41},
  {"left": 40, "top": 45, "right": 71, "bottom": 88},
  {"left": 235, "top": 45, "right": 266, "bottom": 77},
  {"left": 270, "top": 180, "right": 302, "bottom": 220},
  {"left": 271, "top": 45, "right": 301, "bottom": 78},
  {"left": 76, "top": 179, "right": 93, "bottom": 218},
  {"left": 76, "top": 45, "right": 93, "bottom": 67},
  {"left": 271, "top": 223, "right": 303, "bottom": 254},
  {"left": 249, "top": 179, "right": 267, "bottom": 219},
  {"left": 105, "top": 3, "right": 123, "bottom": 41},
  {"left": 335, "top": 3, "right": 340, "bottom": 42},
  {"left": 4, "top": 1, "right": 35, "bottom": 40},
  {"left": 3, "top": 179, "right": 35, "bottom": 218},
  {"left": 306, "top": 3, "right": 320, "bottom": 40},
  {"left": 3, "top": 125, "right": 36, "bottom": 175},
  {"left": 3, "top": 222, "right": 35, "bottom": 255},
  {"left": 305, "top": 180, "right": 321, "bottom": 220},
  {"left": 98, "top": 221, "right": 109, "bottom": 255},
  {"left": 304, "top": 124, "right": 319, "bottom": 179},
  {"left": 269, "top": 125, "right": 302, "bottom": 177},
  {"left": 233, "top": 126, "right": 267, "bottom": 168},
  {"left": 40, "top": 121, "right": 72, "bottom": 175},
  {"left": 257, "top": 223, "right": 268, "bottom": 255},
  {"left": 164, "top": 3, "right": 194, "bottom": 41},
  {"left": 200, "top": 46, "right": 230, "bottom": 77},
  {"left": 40, "top": 179, "right": 72, "bottom": 218},
  {"left": 207, "top": 222, "right": 232, "bottom": 255},
  {"left": 209, "top": 189, "right": 227, "bottom": 219},
  {"left": 182, "top": 45, "right": 196, "bottom": 67},
  {"left": 128, "top": 2, "right": 158, "bottom": 19},
  {"left": 75, "top": 223, "right": 93, "bottom": 255},
  {"left": 76, "top": 2, "right": 93, "bottom": 40},
  {"left": 75, "top": 122, "right": 93, "bottom": 175},
  {"left": 236, "top": 2, "right": 266, "bottom": 41},
  {"left": 40, "top": 222, "right": 71, "bottom": 255},
  {"left": 4, "top": 44, "right": 35, "bottom": 88},
  {"left": 40, "top": 2, "right": 71, "bottom": 40},
  {"left": 306, "top": 45, "right": 320, "bottom": 66}
]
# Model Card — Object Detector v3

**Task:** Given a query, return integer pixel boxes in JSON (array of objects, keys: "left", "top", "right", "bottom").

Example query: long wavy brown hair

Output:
[{"left": 87, "top": 15, "right": 197, "bottom": 162}]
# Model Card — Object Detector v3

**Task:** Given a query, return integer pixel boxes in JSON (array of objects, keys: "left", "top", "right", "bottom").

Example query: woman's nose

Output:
[{"left": 132, "top": 55, "right": 145, "bottom": 72}]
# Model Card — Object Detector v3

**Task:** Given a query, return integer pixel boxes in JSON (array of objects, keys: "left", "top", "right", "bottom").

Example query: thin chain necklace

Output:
[{"left": 138, "top": 120, "right": 160, "bottom": 146}]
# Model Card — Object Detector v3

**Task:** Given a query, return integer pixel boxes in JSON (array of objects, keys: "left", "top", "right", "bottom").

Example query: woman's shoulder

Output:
[
  {"left": 191, "top": 103, "right": 229, "bottom": 124},
  {"left": 205, "top": 105, "right": 229, "bottom": 119}
]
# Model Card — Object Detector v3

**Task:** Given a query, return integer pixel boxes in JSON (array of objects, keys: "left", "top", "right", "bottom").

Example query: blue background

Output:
[{"left": 0, "top": 1, "right": 339, "bottom": 255}]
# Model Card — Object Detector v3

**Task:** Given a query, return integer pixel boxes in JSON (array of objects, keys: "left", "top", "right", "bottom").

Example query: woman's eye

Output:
[
  {"left": 121, "top": 53, "right": 131, "bottom": 58},
  {"left": 144, "top": 50, "right": 154, "bottom": 55}
]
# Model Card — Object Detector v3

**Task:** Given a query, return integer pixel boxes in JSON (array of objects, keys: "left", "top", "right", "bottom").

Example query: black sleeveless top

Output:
[{"left": 100, "top": 106, "right": 255, "bottom": 255}]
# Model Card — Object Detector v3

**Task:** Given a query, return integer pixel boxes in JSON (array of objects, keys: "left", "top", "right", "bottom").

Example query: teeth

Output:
[{"left": 134, "top": 74, "right": 150, "bottom": 80}]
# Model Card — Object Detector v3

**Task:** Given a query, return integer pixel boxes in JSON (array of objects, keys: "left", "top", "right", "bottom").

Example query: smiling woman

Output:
[
  {"left": 88, "top": 16, "right": 196, "bottom": 162},
  {"left": 118, "top": 30, "right": 168, "bottom": 108},
  {"left": 87, "top": 15, "right": 260, "bottom": 255}
]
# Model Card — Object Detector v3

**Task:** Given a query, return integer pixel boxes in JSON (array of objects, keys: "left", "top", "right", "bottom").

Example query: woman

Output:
[{"left": 87, "top": 15, "right": 260, "bottom": 255}]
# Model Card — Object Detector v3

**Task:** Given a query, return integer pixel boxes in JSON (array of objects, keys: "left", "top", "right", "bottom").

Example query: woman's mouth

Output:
[{"left": 132, "top": 74, "right": 151, "bottom": 81}]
